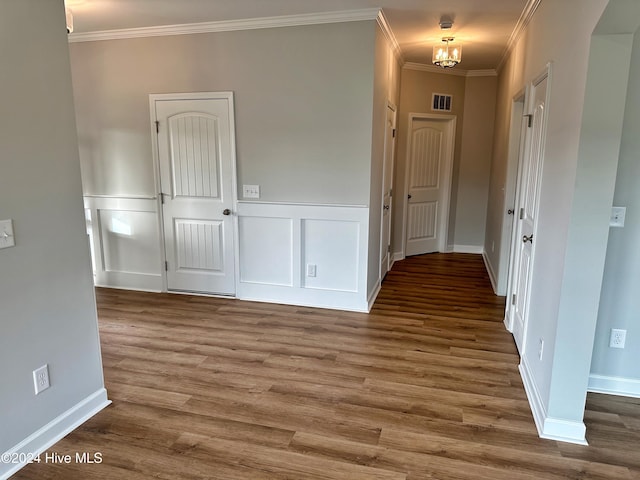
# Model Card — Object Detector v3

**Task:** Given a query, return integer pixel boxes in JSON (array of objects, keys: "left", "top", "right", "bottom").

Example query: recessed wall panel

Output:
[{"left": 239, "top": 216, "right": 293, "bottom": 286}]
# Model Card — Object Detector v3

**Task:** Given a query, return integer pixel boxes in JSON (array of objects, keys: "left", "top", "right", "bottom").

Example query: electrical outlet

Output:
[
  {"left": 306, "top": 264, "right": 317, "bottom": 277},
  {"left": 33, "top": 365, "right": 50, "bottom": 395},
  {"left": 610, "top": 207, "right": 626, "bottom": 228},
  {"left": 610, "top": 329, "right": 626, "bottom": 349},
  {"left": 538, "top": 338, "right": 544, "bottom": 360}
]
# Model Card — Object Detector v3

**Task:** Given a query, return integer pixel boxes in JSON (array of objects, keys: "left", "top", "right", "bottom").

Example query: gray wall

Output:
[
  {"left": 393, "top": 68, "right": 466, "bottom": 253},
  {"left": 591, "top": 27, "right": 640, "bottom": 383},
  {"left": 392, "top": 68, "right": 497, "bottom": 255},
  {"left": 455, "top": 76, "right": 497, "bottom": 248},
  {"left": 0, "top": 0, "right": 105, "bottom": 453},
  {"left": 70, "top": 21, "right": 376, "bottom": 205}
]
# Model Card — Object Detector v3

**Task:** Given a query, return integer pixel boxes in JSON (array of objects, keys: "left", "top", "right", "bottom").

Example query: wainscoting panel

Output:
[
  {"left": 84, "top": 196, "right": 163, "bottom": 292},
  {"left": 239, "top": 216, "right": 293, "bottom": 287},
  {"left": 236, "top": 202, "right": 369, "bottom": 312},
  {"left": 302, "top": 219, "right": 359, "bottom": 292}
]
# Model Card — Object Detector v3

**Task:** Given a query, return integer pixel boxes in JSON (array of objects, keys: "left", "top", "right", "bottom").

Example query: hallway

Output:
[{"left": 14, "top": 254, "right": 640, "bottom": 479}]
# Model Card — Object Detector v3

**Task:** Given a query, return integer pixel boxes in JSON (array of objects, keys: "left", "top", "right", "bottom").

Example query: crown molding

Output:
[
  {"left": 376, "top": 10, "right": 404, "bottom": 63},
  {"left": 497, "top": 0, "right": 542, "bottom": 71},
  {"left": 403, "top": 62, "right": 497, "bottom": 78},
  {"left": 68, "top": 8, "right": 381, "bottom": 43}
]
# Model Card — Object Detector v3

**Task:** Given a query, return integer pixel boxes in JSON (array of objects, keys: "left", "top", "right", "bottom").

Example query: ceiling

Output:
[{"left": 65, "top": 0, "right": 531, "bottom": 71}]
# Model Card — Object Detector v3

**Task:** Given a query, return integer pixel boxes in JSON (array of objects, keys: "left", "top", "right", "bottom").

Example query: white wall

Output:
[
  {"left": 590, "top": 25, "right": 640, "bottom": 398},
  {"left": 487, "top": 0, "right": 640, "bottom": 443},
  {"left": 0, "top": 1, "right": 108, "bottom": 477}
]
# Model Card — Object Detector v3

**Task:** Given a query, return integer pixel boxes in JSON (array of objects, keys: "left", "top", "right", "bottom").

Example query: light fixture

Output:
[
  {"left": 432, "top": 37, "right": 462, "bottom": 68},
  {"left": 65, "top": 7, "right": 74, "bottom": 34}
]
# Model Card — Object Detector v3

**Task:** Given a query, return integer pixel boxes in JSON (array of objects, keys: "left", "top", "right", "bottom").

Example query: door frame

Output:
[
  {"left": 503, "top": 65, "right": 552, "bottom": 348},
  {"left": 148, "top": 91, "right": 239, "bottom": 295},
  {"left": 402, "top": 113, "right": 456, "bottom": 256},
  {"left": 380, "top": 101, "right": 397, "bottom": 278}
]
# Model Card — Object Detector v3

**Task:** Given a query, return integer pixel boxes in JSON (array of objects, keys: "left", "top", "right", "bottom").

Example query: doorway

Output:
[
  {"left": 505, "top": 69, "right": 550, "bottom": 353},
  {"left": 403, "top": 114, "right": 456, "bottom": 256},
  {"left": 380, "top": 103, "right": 397, "bottom": 278},
  {"left": 150, "top": 92, "right": 237, "bottom": 296}
]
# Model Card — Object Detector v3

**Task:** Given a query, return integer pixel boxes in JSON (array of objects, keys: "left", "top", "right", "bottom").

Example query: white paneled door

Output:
[
  {"left": 153, "top": 93, "right": 236, "bottom": 295},
  {"left": 509, "top": 72, "right": 549, "bottom": 353},
  {"left": 380, "top": 104, "right": 396, "bottom": 279},
  {"left": 405, "top": 116, "right": 455, "bottom": 256}
]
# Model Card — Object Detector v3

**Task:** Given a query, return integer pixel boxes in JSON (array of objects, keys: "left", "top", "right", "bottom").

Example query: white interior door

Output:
[
  {"left": 380, "top": 105, "right": 396, "bottom": 278},
  {"left": 509, "top": 73, "right": 549, "bottom": 353},
  {"left": 405, "top": 116, "right": 455, "bottom": 256},
  {"left": 153, "top": 93, "right": 236, "bottom": 295}
]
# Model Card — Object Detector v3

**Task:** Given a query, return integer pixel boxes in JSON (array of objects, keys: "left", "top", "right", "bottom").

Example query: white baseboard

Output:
[
  {"left": 588, "top": 374, "right": 640, "bottom": 398},
  {"left": 482, "top": 250, "right": 499, "bottom": 295},
  {"left": 1, "top": 388, "right": 111, "bottom": 480},
  {"left": 519, "top": 360, "right": 587, "bottom": 445},
  {"left": 453, "top": 245, "right": 484, "bottom": 254},
  {"left": 392, "top": 252, "right": 404, "bottom": 263}
]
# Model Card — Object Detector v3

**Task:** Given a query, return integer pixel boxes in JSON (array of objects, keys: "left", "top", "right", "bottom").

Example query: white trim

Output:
[
  {"left": 520, "top": 360, "right": 588, "bottom": 445},
  {"left": 452, "top": 245, "right": 483, "bottom": 254},
  {"left": 588, "top": 374, "right": 640, "bottom": 398},
  {"left": 392, "top": 252, "right": 405, "bottom": 263},
  {"left": 376, "top": 10, "right": 403, "bottom": 63},
  {"left": 0, "top": 389, "right": 111, "bottom": 480},
  {"left": 482, "top": 250, "right": 499, "bottom": 295},
  {"left": 497, "top": 0, "right": 543, "bottom": 72},
  {"left": 403, "top": 113, "right": 457, "bottom": 257},
  {"left": 68, "top": 8, "right": 381, "bottom": 43},
  {"left": 83, "top": 194, "right": 157, "bottom": 200},
  {"left": 403, "top": 62, "right": 497, "bottom": 77},
  {"left": 237, "top": 200, "right": 368, "bottom": 209}
]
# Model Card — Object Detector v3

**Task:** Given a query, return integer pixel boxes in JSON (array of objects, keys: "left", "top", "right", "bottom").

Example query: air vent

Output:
[{"left": 432, "top": 93, "right": 452, "bottom": 112}]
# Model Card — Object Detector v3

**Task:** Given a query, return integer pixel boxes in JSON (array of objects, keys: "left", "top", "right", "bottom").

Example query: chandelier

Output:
[{"left": 433, "top": 37, "right": 462, "bottom": 68}]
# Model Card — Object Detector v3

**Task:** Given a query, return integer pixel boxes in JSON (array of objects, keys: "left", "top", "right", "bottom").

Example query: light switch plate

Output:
[
  {"left": 243, "top": 185, "right": 260, "bottom": 199},
  {"left": 0, "top": 219, "right": 15, "bottom": 249},
  {"left": 610, "top": 207, "right": 626, "bottom": 228}
]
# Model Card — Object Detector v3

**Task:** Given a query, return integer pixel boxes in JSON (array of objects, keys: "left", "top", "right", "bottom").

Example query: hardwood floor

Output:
[{"left": 14, "top": 253, "right": 640, "bottom": 479}]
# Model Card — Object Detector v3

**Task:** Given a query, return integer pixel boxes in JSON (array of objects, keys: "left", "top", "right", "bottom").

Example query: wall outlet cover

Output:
[
  {"left": 610, "top": 206, "right": 626, "bottom": 228},
  {"left": 243, "top": 185, "right": 260, "bottom": 199},
  {"left": 33, "top": 364, "right": 50, "bottom": 395}
]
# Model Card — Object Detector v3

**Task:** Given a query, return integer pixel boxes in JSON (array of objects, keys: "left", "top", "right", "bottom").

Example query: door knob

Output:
[
  {"left": 383, "top": 205, "right": 390, "bottom": 210},
  {"left": 507, "top": 209, "right": 514, "bottom": 215},
  {"left": 407, "top": 194, "right": 412, "bottom": 200},
  {"left": 522, "top": 234, "right": 533, "bottom": 244},
  {"left": 222, "top": 209, "right": 231, "bottom": 216}
]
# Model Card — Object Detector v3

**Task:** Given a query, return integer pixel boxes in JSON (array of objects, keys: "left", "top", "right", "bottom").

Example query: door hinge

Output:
[
  {"left": 160, "top": 193, "right": 165, "bottom": 205},
  {"left": 512, "top": 294, "right": 516, "bottom": 306},
  {"left": 519, "top": 208, "right": 524, "bottom": 220},
  {"left": 155, "top": 120, "right": 160, "bottom": 133},
  {"left": 392, "top": 128, "right": 396, "bottom": 138},
  {"left": 524, "top": 114, "right": 533, "bottom": 128},
  {"left": 164, "top": 261, "right": 168, "bottom": 271}
]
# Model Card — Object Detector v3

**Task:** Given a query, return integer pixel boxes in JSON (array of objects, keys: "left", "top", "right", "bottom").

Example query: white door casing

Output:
[
  {"left": 151, "top": 93, "right": 237, "bottom": 295},
  {"left": 508, "top": 69, "right": 550, "bottom": 353},
  {"left": 404, "top": 114, "right": 456, "bottom": 256},
  {"left": 380, "top": 104, "right": 397, "bottom": 278}
]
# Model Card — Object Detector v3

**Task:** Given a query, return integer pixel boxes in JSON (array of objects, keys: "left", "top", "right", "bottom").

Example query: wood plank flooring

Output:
[{"left": 13, "top": 253, "right": 640, "bottom": 479}]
